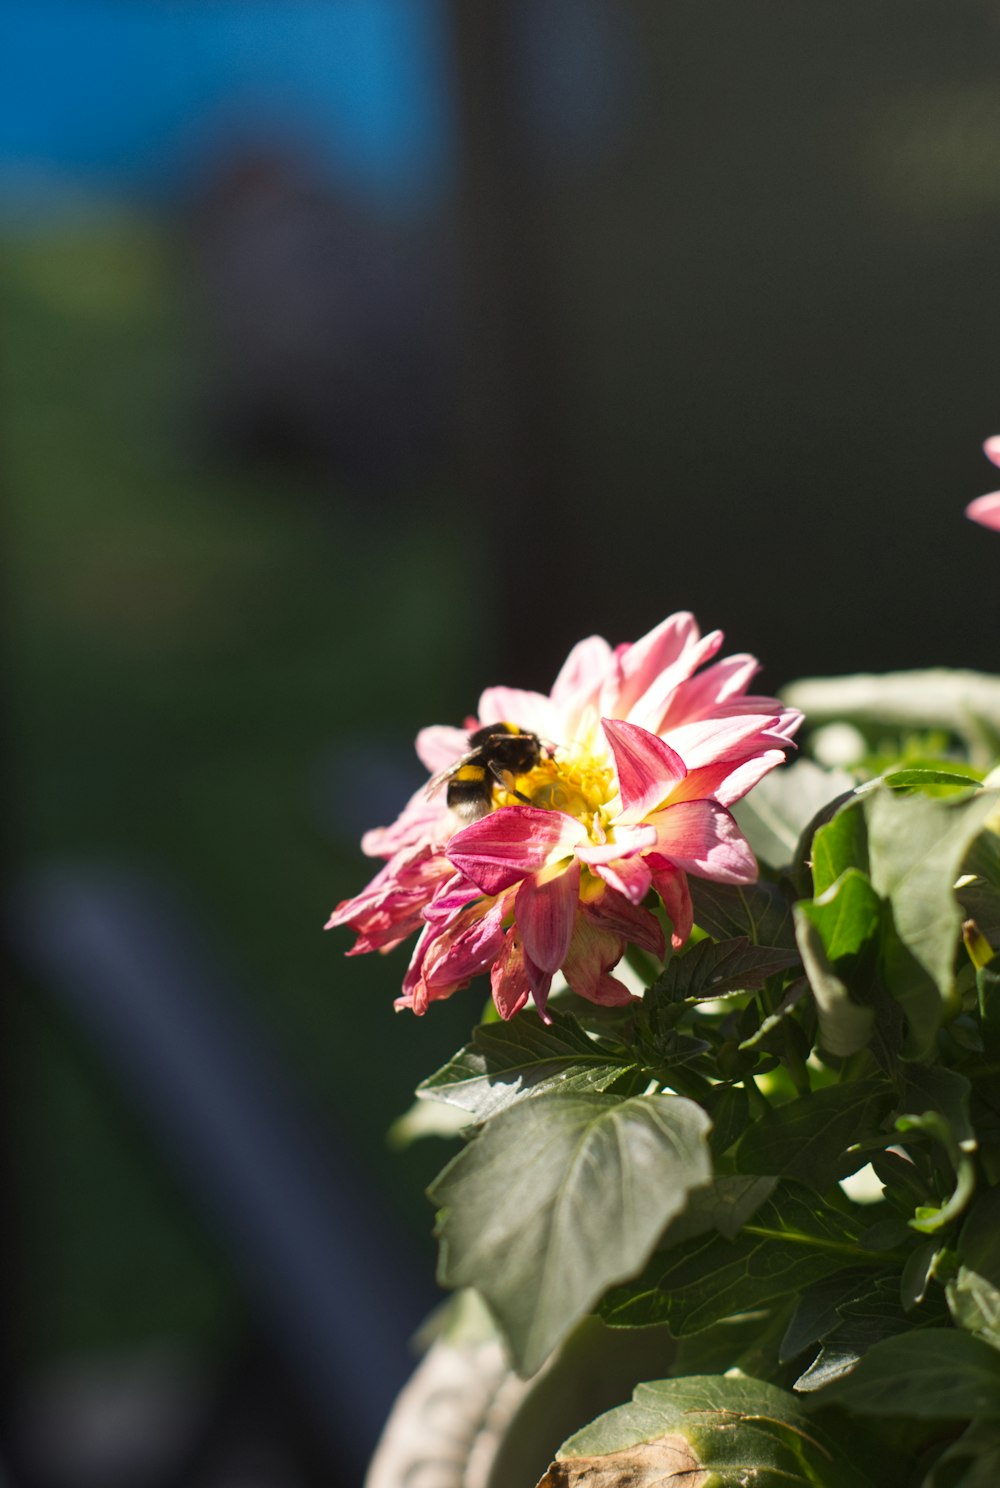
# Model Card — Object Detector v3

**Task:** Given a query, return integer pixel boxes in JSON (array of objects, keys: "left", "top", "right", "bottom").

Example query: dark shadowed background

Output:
[{"left": 3, "top": 3, "right": 1000, "bottom": 1484}]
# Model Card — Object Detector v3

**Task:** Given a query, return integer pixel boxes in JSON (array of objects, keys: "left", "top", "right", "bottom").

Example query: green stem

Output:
[{"left": 744, "top": 1073, "right": 771, "bottom": 1117}]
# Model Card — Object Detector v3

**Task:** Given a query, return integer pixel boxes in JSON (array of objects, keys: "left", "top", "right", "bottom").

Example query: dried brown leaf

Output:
[{"left": 535, "top": 1434, "right": 707, "bottom": 1487}]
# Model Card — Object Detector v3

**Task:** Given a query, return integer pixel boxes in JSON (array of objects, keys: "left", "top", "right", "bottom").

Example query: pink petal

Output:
[
  {"left": 583, "top": 887, "right": 665, "bottom": 956},
  {"left": 474, "top": 686, "right": 557, "bottom": 740},
  {"left": 625, "top": 630, "right": 726, "bottom": 733},
  {"left": 646, "top": 855, "right": 693, "bottom": 948},
  {"left": 601, "top": 612, "right": 701, "bottom": 718},
  {"left": 656, "top": 653, "right": 761, "bottom": 731},
  {"left": 662, "top": 713, "right": 786, "bottom": 771},
  {"left": 985, "top": 436, "right": 1000, "bottom": 468},
  {"left": 490, "top": 932, "right": 534, "bottom": 1020},
  {"left": 563, "top": 917, "right": 635, "bottom": 1006},
  {"left": 423, "top": 897, "right": 508, "bottom": 987},
  {"left": 550, "top": 634, "right": 614, "bottom": 708},
  {"left": 447, "top": 806, "right": 587, "bottom": 895},
  {"left": 516, "top": 859, "right": 581, "bottom": 972},
  {"left": 668, "top": 749, "right": 787, "bottom": 807},
  {"left": 576, "top": 824, "right": 658, "bottom": 865},
  {"left": 361, "top": 786, "right": 450, "bottom": 858},
  {"left": 967, "top": 492, "right": 1000, "bottom": 532},
  {"left": 415, "top": 724, "right": 471, "bottom": 774},
  {"left": 601, "top": 717, "right": 687, "bottom": 818},
  {"left": 588, "top": 853, "right": 653, "bottom": 904},
  {"left": 649, "top": 800, "right": 758, "bottom": 884}
]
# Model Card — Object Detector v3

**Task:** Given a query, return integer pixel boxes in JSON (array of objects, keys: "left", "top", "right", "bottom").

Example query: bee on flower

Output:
[{"left": 327, "top": 613, "right": 801, "bottom": 1020}]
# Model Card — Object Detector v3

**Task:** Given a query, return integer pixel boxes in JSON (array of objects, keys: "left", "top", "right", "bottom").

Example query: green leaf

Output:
[
  {"left": 647, "top": 936, "right": 800, "bottom": 1005},
  {"left": 923, "top": 1416, "right": 1000, "bottom": 1487},
  {"left": 732, "top": 759, "right": 855, "bottom": 871},
  {"left": 794, "top": 874, "right": 880, "bottom": 1057},
  {"left": 866, "top": 786, "right": 1000, "bottom": 1029},
  {"left": 949, "top": 1188, "right": 1000, "bottom": 1349},
  {"left": 881, "top": 767, "right": 988, "bottom": 794},
  {"left": 417, "top": 1009, "right": 639, "bottom": 1121},
  {"left": 549, "top": 1375, "right": 875, "bottom": 1488},
  {"left": 978, "top": 965, "right": 1000, "bottom": 1058},
  {"left": 430, "top": 1090, "right": 712, "bottom": 1377},
  {"left": 600, "top": 1183, "right": 875, "bottom": 1335},
  {"left": 660, "top": 1174, "right": 778, "bottom": 1245},
  {"left": 794, "top": 1276, "right": 946, "bottom": 1392},
  {"left": 735, "top": 1080, "right": 894, "bottom": 1189},
  {"left": 817, "top": 1327, "right": 1000, "bottom": 1418},
  {"left": 812, "top": 805, "right": 869, "bottom": 897},
  {"left": 780, "top": 1271, "right": 865, "bottom": 1363},
  {"left": 781, "top": 669, "right": 1000, "bottom": 754},
  {"left": 902, "top": 1065, "right": 975, "bottom": 1152},
  {"left": 691, "top": 877, "right": 796, "bottom": 948},
  {"left": 798, "top": 868, "right": 882, "bottom": 963}
]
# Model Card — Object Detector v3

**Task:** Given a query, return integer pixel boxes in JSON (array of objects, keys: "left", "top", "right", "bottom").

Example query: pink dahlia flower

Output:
[
  {"left": 966, "top": 436, "right": 1000, "bottom": 532},
  {"left": 327, "top": 613, "right": 800, "bottom": 1019}
]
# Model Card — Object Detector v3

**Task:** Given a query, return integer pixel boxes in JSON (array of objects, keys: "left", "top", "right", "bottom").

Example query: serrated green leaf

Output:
[
  {"left": 647, "top": 936, "right": 799, "bottom": 1005},
  {"left": 799, "top": 868, "right": 882, "bottom": 963},
  {"left": 794, "top": 1276, "right": 946, "bottom": 1392},
  {"left": 735, "top": 1080, "right": 894, "bottom": 1189},
  {"left": 600, "top": 1183, "right": 875, "bottom": 1335},
  {"left": 418, "top": 1009, "right": 639, "bottom": 1120},
  {"left": 691, "top": 877, "right": 797, "bottom": 948},
  {"left": 780, "top": 1271, "right": 863, "bottom": 1363},
  {"left": 812, "top": 805, "right": 869, "bottom": 897},
  {"left": 866, "top": 787, "right": 1000, "bottom": 1030},
  {"left": 732, "top": 759, "right": 855, "bottom": 870},
  {"left": 430, "top": 1090, "right": 712, "bottom": 1376},
  {"left": 550, "top": 1374, "right": 875, "bottom": 1488},
  {"left": 818, "top": 1327, "right": 1000, "bottom": 1418}
]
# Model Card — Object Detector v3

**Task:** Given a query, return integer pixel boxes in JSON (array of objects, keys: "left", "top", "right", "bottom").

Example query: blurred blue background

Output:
[{"left": 4, "top": 2, "right": 1000, "bottom": 1484}]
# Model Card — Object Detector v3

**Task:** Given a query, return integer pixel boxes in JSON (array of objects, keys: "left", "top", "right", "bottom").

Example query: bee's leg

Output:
[{"left": 487, "top": 761, "right": 530, "bottom": 803}]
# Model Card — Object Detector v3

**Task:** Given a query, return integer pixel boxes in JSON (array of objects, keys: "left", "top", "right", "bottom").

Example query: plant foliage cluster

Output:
[{"left": 411, "top": 677, "right": 1000, "bottom": 1486}]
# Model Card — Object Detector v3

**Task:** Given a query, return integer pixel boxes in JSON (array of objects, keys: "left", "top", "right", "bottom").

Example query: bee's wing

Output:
[{"left": 423, "top": 748, "right": 477, "bottom": 800}]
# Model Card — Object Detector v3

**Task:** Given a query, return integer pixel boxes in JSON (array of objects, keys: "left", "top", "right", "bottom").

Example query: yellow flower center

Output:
[{"left": 493, "top": 745, "right": 616, "bottom": 842}]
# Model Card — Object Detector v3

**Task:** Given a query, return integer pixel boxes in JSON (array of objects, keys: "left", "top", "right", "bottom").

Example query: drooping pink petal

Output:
[
  {"left": 474, "top": 686, "right": 557, "bottom": 740},
  {"left": 649, "top": 800, "right": 758, "bottom": 884},
  {"left": 563, "top": 916, "right": 635, "bottom": 1006},
  {"left": 646, "top": 855, "right": 694, "bottom": 948},
  {"left": 447, "top": 806, "right": 587, "bottom": 895},
  {"left": 667, "top": 749, "right": 787, "bottom": 807},
  {"left": 583, "top": 886, "right": 665, "bottom": 956},
  {"left": 967, "top": 492, "right": 1000, "bottom": 532},
  {"left": 326, "top": 845, "right": 455, "bottom": 953},
  {"left": 361, "top": 786, "right": 450, "bottom": 858},
  {"left": 490, "top": 932, "right": 534, "bottom": 1020},
  {"left": 587, "top": 852, "right": 653, "bottom": 904},
  {"left": 601, "top": 717, "right": 687, "bottom": 818},
  {"left": 423, "top": 896, "right": 508, "bottom": 987},
  {"left": 985, "top": 436, "right": 1000, "bottom": 468},
  {"left": 515, "top": 859, "right": 581, "bottom": 972}
]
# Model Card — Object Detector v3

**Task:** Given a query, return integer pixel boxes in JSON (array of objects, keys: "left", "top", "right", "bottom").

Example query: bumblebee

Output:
[{"left": 426, "top": 722, "right": 543, "bottom": 824}]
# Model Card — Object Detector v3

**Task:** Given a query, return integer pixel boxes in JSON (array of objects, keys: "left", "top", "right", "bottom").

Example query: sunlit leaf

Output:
[
  {"left": 418, "top": 1009, "right": 640, "bottom": 1120},
  {"left": 431, "top": 1090, "right": 712, "bottom": 1376},
  {"left": 544, "top": 1374, "right": 875, "bottom": 1488}
]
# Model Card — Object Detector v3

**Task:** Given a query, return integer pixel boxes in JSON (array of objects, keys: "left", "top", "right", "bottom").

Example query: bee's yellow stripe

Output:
[{"left": 453, "top": 764, "right": 487, "bottom": 783}]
